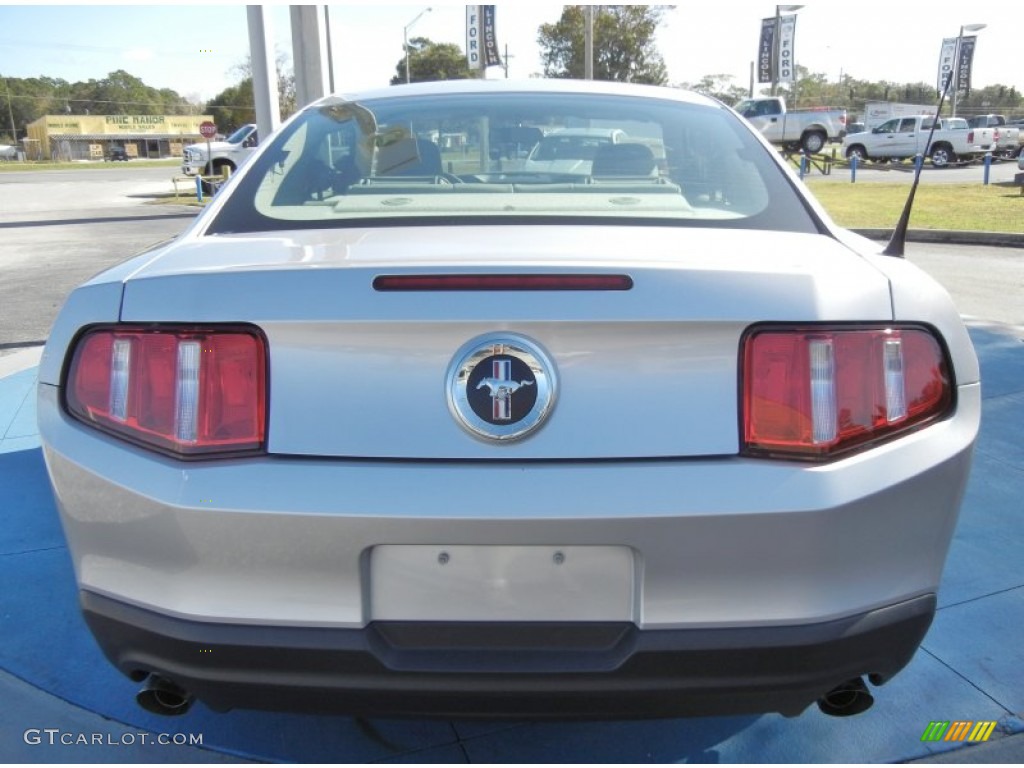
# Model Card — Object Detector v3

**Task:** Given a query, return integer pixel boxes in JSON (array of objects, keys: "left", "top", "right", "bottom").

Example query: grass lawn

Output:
[
  {"left": 5, "top": 157, "right": 1022, "bottom": 232},
  {"left": 803, "top": 179, "right": 1024, "bottom": 233}
]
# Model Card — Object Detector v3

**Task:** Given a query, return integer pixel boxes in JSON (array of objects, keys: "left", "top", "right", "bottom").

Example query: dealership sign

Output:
[
  {"left": 466, "top": 5, "right": 501, "bottom": 70},
  {"left": 757, "top": 15, "right": 797, "bottom": 84}
]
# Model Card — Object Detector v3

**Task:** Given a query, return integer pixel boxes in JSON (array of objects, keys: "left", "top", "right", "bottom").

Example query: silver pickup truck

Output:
[
  {"left": 966, "top": 115, "right": 1021, "bottom": 158},
  {"left": 734, "top": 97, "right": 847, "bottom": 154},
  {"left": 842, "top": 116, "right": 996, "bottom": 168}
]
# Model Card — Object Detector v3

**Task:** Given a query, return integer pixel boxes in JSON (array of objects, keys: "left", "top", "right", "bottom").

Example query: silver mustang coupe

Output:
[{"left": 38, "top": 79, "right": 979, "bottom": 720}]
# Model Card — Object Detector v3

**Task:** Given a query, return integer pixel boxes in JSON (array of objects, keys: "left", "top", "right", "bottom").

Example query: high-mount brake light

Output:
[
  {"left": 373, "top": 274, "right": 634, "bottom": 292},
  {"left": 743, "top": 327, "right": 952, "bottom": 459},
  {"left": 66, "top": 327, "right": 266, "bottom": 457}
]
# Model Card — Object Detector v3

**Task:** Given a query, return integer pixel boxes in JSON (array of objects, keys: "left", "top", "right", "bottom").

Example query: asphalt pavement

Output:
[{"left": 0, "top": 164, "right": 1022, "bottom": 763}]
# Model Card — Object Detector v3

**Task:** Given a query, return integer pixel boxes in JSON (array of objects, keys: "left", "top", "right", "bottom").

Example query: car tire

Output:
[
  {"left": 930, "top": 145, "right": 955, "bottom": 168},
  {"left": 846, "top": 145, "right": 868, "bottom": 163},
  {"left": 801, "top": 131, "right": 826, "bottom": 155}
]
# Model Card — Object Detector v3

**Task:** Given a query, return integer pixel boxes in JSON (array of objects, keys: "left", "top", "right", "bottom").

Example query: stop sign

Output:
[{"left": 199, "top": 121, "right": 217, "bottom": 139}]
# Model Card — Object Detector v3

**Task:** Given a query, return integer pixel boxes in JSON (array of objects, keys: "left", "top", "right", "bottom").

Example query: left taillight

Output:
[
  {"left": 65, "top": 326, "right": 267, "bottom": 457},
  {"left": 742, "top": 326, "right": 953, "bottom": 460}
]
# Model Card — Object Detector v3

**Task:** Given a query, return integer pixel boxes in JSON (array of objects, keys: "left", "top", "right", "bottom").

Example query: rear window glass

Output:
[{"left": 208, "top": 90, "right": 819, "bottom": 235}]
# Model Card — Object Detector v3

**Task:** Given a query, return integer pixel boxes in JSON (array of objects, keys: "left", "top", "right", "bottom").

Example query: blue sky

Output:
[{"left": 0, "top": 2, "right": 1020, "bottom": 105}]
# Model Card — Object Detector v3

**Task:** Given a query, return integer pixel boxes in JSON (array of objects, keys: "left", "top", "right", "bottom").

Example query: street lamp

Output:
[
  {"left": 404, "top": 7, "right": 432, "bottom": 84},
  {"left": 950, "top": 23, "right": 986, "bottom": 118},
  {"left": 770, "top": 4, "right": 804, "bottom": 97}
]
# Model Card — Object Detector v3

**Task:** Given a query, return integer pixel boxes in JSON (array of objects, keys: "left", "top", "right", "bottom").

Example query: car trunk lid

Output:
[{"left": 119, "top": 226, "right": 892, "bottom": 460}]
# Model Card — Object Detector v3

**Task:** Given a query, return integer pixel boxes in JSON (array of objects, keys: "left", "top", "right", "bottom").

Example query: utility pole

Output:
[
  {"left": 502, "top": 44, "right": 514, "bottom": 79},
  {"left": 584, "top": 6, "right": 594, "bottom": 80},
  {"left": 5, "top": 79, "right": 16, "bottom": 145}
]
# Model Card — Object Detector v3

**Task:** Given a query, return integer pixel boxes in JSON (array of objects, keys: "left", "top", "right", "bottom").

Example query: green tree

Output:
[
  {"left": 956, "top": 84, "right": 1024, "bottom": 117},
  {"left": 1, "top": 72, "right": 196, "bottom": 143},
  {"left": 682, "top": 74, "right": 749, "bottom": 106},
  {"left": 390, "top": 37, "right": 477, "bottom": 85},
  {"left": 537, "top": 5, "right": 670, "bottom": 85},
  {"left": 206, "top": 78, "right": 256, "bottom": 133},
  {"left": 221, "top": 54, "right": 297, "bottom": 124},
  {"left": 62, "top": 70, "right": 191, "bottom": 115}
]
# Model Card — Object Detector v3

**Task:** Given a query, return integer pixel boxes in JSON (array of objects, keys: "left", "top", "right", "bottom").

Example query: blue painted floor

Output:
[{"left": 1, "top": 323, "right": 1022, "bottom": 763}]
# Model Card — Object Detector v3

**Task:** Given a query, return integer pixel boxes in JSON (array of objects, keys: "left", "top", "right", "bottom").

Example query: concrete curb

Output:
[
  {"left": 0, "top": 345, "right": 44, "bottom": 378},
  {"left": 852, "top": 229, "right": 1024, "bottom": 248}
]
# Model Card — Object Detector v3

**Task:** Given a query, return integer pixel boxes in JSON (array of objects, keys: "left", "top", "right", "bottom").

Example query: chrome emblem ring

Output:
[{"left": 447, "top": 334, "right": 556, "bottom": 442}]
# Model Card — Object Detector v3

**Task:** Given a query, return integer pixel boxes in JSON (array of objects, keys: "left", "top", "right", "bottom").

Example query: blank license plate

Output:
[{"left": 370, "top": 545, "right": 634, "bottom": 621}]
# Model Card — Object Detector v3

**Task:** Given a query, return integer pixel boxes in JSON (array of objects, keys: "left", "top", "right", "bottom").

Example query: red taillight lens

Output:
[
  {"left": 66, "top": 327, "right": 266, "bottom": 456},
  {"left": 743, "top": 327, "right": 952, "bottom": 459}
]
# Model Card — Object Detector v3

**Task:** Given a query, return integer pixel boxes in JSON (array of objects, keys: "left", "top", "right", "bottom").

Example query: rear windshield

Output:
[{"left": 208, "top": 90, "right": 820, "bottom": 235}]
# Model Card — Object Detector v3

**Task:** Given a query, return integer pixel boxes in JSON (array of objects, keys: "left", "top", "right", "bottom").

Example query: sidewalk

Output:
[{"left": 1, "top": 327, "right": 1022, "bottom": 763}]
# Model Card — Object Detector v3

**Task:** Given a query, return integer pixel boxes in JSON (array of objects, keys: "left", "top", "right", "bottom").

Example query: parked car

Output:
[
  {"left": 521, "top": 127, "right": 628, "bottom": 174},
  {"left": 39, "top": 79, "right": 979, "bottom": 722},
  {"left": 966, "top": 114, "right": 1021, "bottom": 158},
  {"left": 0, "top": 143, "right": 17, "bottom": 160},
  {"left": 733, "top": 96, "right": 847, "bottom": 153},
  {"left": 843, "top": 115, "right": 996, "bottom": 167},
  {"left": 107, "top": 146, "right": 130, "bottom": 161},
  {"left": 181, "top": 123, "right": 258, "bottom": 177}
]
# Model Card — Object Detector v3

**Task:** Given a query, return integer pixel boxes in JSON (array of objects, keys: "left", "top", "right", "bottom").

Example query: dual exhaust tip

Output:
[
  {"left": 817, "top": 676, "right": 875, "bottom": 717},
  {"left": 132, "top": 672, "right": 875, "bottom": 719}
]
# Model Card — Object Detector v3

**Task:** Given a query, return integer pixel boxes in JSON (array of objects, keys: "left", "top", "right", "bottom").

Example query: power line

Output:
[{"left": 0, "top": 38, "right": 234, "bottom": 60}]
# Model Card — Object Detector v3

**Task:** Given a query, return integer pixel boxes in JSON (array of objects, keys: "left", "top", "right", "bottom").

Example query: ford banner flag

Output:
[
  {"left": 466, "top": 6, "right": 501, "bottom": 70},
  {"left": 777, "top": 15, "right": 797, "bottom": 84},
  {"left": 936, "top": 37, "right": 957, "bottom": 94}
]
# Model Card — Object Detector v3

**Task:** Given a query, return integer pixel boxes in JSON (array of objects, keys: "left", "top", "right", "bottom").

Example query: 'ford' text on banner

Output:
[
  {"left": 936, "top": 37, "right": 957, "bottom": 94},
  {"left": 466, "top": 6, "right": 501, "bottom": 70},
  {"left": 777, "top": 15, "right": 797, "bottom": 84}
]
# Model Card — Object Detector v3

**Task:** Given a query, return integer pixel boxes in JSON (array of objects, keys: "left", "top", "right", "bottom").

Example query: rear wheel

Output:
[
  {"left": 930, "top": 145, "right": 956, "bottom": 168},
  {"left": 801, "top": 131, "right": 826, "bottom": 155}
]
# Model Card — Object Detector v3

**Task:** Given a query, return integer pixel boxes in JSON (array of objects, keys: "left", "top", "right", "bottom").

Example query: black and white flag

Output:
[
  {"left": 777, "top": 15, "right": 797, "bottom": 84},
  {"left": 956, "top": 36, "right": 976, "bottom": 96},
  {"left": 936, "top": 37, "right": 957, "bottom": 94},
  {"left": 757, "top": 18, "right": 774, "bottom": 83},
  {"left": 466, "top": 6, "right": 501, "bottom": 70}
]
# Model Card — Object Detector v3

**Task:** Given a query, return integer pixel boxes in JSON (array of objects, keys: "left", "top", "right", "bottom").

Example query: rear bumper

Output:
[{"left": 83, "top": 590, "right": 936, "bottom": 719}]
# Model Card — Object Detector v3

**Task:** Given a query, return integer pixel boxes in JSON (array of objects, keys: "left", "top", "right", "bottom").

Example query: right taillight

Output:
[
  {"left": 742, "top": 326, "right": 953, "bottom": 459},
  {"left": 65, "top": 326, "right": 267, "bottom": 457}
]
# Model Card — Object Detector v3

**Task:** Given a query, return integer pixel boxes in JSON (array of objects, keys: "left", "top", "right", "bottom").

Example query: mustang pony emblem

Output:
[
  {"left": 479, "top": 359, "right": 533, "bottom": 421},
  {"left": 447, "top": 334, "right": 556, "bottom": 441},
  {"left": 476, "top": 377, "right": 534, "bottom": 396}
]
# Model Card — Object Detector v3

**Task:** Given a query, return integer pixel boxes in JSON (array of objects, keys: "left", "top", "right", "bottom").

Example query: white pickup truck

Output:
[
  {"left": 181, "top": 124, "right": 259, "bottom": 177},
  {"left": 842, "top": 115, "right": 996, "bottom": 168},
  {"left": 733, "top": 96, "right": 847, "bottom": 154},
  {"left": 966, "top": 115, "right": 1021, "bottom": 158}
]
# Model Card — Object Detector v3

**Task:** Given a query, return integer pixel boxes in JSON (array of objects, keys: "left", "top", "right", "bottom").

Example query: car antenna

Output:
[{"left": 882, "top": 77, "right": 954, "bottom": 258}]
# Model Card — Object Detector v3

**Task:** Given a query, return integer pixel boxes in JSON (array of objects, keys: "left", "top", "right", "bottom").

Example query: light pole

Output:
[
  {"left": 770, "top": 4, "right": 803, "bottom": 97},
  {"left": 404, "top": 7, "right": 432, "bottom": 84},
  {"left": 950, "top": 23, "right": 986, "bottom": 118}
]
